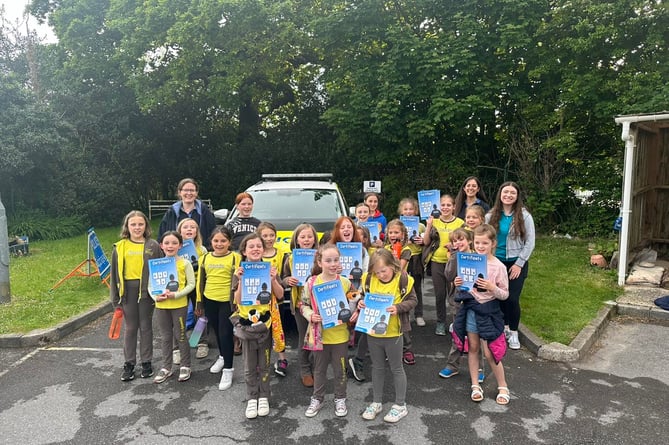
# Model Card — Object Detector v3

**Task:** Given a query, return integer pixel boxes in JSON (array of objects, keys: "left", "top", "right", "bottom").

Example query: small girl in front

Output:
[
  {"left": 154, "top": 231, "right": 196, "bottom": 384},
  {"left": 233, "top": 233, "right": 284, "bottom": 419},
  {"left": 451, "top": 224, "right": 511, "bottom": 405},
  {"left": 196, "top": 226, "right": 241, "bottom": 390},
  {"left": 301, "top": 244, "right": 353, "bottom": 418},
  {"left": 358, "top": 249, "right": 417, "bottom": 423},
  {"left": 110, "top": 210, "right": 163, "bottom": 382}
]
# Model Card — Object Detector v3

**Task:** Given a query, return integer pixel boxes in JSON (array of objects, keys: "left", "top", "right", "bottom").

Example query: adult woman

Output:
[
  {"left": 226, "top": 192, "right": 262, "bottom": 252},
  {"left": 485, "top": 181, "right": 535, "bottom": 350},
  {"left": 158, "top": 178, "right": 216, "bottom": 360},
  {"left": 364, "top": 192, "right": 388, "bottom": 234},
  {"left": 454, "top": 176, "right": 490, "bottom": 220},
  {"left": 158, "top": 178, "right": 216, "bottom": 249}
]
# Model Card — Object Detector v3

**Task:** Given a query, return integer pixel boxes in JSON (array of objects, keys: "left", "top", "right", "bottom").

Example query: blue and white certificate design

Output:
[
  {"left": 240, "top": 261, "right": 271, "bottom": 306},
  {"left": 355, "top": 293, "right": 394, "bottom": 334},
  {"left": 292, "top": 248, "right": 317, "bottom": 286},
  {"left": 312, "top": 279, "right": 348, "bottom": 329},
  {"left": 336, "top": 242, "right": 363, "bottom": 278},
  {"left": 148, "top": 257, "right": 178, "bottom": 299},
  {"left": 456, "top": 252, "right": 487, "bottom": 291},
  {"left": 418, "top": 189, "right": 441, "bottom": 220}
]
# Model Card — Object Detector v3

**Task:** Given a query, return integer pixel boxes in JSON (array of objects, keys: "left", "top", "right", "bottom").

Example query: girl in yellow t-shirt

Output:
[
  {"left": 301, "top": 244, "right": 353, "bottom": 418},
  {"left": 423, "top": 194, "right": 464, "bottom": 336},
  {"left": 195, "top": 226, "right": 240, "bottom": 390},
  {"left": 233, "top": 233, "right": 284, "bottom": 419},
  {"left": 154, "top": 231, "right": 196, "bottom": 384},
  {"left": 358, "top": 249, "right": 417, "bottom": 423}
]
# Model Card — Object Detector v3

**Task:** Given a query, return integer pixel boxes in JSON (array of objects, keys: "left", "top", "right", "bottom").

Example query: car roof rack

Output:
[{"left": 261, "top": 173, "right": 333, "bottom": 182}]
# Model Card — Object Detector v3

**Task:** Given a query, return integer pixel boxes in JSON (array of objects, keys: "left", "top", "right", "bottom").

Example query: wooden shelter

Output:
[{"left": 614, "top": 113, "right": 669, "bottom": 286}]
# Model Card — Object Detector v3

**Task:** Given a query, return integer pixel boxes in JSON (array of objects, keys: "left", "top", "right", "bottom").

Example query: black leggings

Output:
[
  {"left": 204, "top": 298, "right": 235, "bottom": 369},
  {"left": 500, "top": 261, "right": 529, "bottom": 331}
]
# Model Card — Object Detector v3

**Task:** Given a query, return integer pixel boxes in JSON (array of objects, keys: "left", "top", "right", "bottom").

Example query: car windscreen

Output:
[{"left": 250, "top": 188, "right": 343, "bottom": 221}]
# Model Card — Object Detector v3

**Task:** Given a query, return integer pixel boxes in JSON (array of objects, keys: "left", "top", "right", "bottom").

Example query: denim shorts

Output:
[{"left": 466, "top": 309, "right": 478, "bottom": 334}]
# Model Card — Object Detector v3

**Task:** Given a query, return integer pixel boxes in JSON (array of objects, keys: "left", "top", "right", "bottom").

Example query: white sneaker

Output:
[
  {"left": 416, "top": 317, "right": 426, "bottom": 327},
  {"left": 172, "top": 349, "right": 180, "bottom": 365},
  {"left": 245, "top": 399, "right": 258, "bottom": 419},
  {"left": 383, "top": 404, "right": 408, "bottom": 423},
  {"left": 219, "top": 368, "right": 233, "bottom": 390},
  {"left": 362, "top": 402, "right": 382, "bottom": 420},
  {"left": 196, "top": 343, "right": 209, "bottom": 359},
  {"left": 305, "top": 397, "right": 323, "bottom": 418},
  {"left": 334, "top": 398, "right": 348, "bottom": 417},
  {"left": 508, "top": 330, "right": 521, "bottom": 350},
  {"left": 210, "top": 356, "right": 225, "bottom": 373},
  {"left": 257, "top": 397, "right": 270, "bottom": 417}
]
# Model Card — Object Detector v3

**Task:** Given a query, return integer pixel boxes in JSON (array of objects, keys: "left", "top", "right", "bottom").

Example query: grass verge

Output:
[
  {"left": 0, "top": 226, "right": 119, "bottom": 335},
  {"left": 2, "top": 231, "right": 621, "bottom": 344},
  {"left": 521, "top": 236, "right": 621, "bottom": 344}
]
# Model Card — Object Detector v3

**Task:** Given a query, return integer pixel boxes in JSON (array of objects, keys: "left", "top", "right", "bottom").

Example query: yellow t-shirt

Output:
[
  {"left": 263, "top": 248, "right": 286, "bottom": 276},
  {"left": 123, "top": 240, "right": 145, "bottom": 280},
  {"left": 198, "top": 251, "right": 240, "bottom": 303},
  {"left": 311, "top": 275, "right": 351, "bottom": 345},
  {"left": 363, "top": 272, "right": 414, "bottom": 338},
  {"left": 431, "top": 217, "right": 465, "bottom": 263}
]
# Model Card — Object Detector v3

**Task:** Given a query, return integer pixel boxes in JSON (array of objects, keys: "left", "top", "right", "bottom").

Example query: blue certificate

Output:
[
  {"left": 312, "top": 279, "right": 349, "bottom": 329},
  {"left": 292, "top": 248, "right": 317, "bottom": 286},
  {"left": 418, "top": 189, "right": 441, "bottom": 220},
  {"left": 456, "top": 252, "right": 487, "bottom": 291},
  {"left": 240, "top": 262, "right": 271, "bottom": 306},
  {"left": 360, "top": 222, "right": 381, "bottom": 244},
  {"left": 400, "top": 216, "right": 420, "bottom": 241},
  {"left": 354, "top": 293, "right": 394, "bottom": 334},
  {"left": 148, "top": 257, "right": 178, "bottom": 299},
  {"left": 336, "top": 242, "right": 363, "bottom": 278},
  {"left": 178, "top": 239, "right": 199, "bottom": 264}
]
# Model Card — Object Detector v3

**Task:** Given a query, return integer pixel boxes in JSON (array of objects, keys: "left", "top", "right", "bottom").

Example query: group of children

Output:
[{"left": 110, "top": 185, "right": 517, "bottom": 422}]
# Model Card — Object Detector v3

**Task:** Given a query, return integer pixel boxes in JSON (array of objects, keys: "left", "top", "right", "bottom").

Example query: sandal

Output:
[
  {"left": 496, "top": 387, "right": 510, "bottom": 405},
  {"left": 471, "top": 384, "right": 484, "bottom": 402}
]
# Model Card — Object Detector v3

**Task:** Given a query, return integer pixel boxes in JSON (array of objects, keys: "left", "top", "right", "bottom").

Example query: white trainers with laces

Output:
[
  {"left": 508, "top": 330, "right": 521, "bottom": 350},
  {"left": 305, "top": 397, "right": 323, "bottom": 418},
  {"left": 383, "top": 404, "right": 408, "bottom": 423},
  {"left": 416, "top": 317, "right": 426, "bottom": 327},
  {"left": 362, "top": 402, "right": 382, "bottom": 420},
  {"left": 210, "top": 356, "right": 225, "bottom": 373},
  {"left": 334, "top": 398, "right": 348, "bottom": 417},
  {"left": 219, "top": 368, "right": 233, "bottom": 390}
]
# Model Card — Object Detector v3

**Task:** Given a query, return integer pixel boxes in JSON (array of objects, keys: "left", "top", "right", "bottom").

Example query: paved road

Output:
[{"left": 1, "top": 287, "right": 668, "bottom": 444}]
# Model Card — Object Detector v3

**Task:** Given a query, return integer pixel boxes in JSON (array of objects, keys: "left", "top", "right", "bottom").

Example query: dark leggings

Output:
[
  {"left": 500, "top": 261, "right": 529, "bottom": 331},
  {"left": 204, "top": 298, "right": 234, "bottom": 369}
]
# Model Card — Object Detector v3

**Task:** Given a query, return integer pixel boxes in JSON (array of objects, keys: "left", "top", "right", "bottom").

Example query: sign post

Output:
[{"left": 0, "top": 193, "right": 10, "bottom": 304}]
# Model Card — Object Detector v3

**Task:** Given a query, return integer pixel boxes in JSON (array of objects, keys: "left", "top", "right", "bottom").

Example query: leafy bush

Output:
[{"left": 8, "top": 210, "right": 85, "bottom": 241}]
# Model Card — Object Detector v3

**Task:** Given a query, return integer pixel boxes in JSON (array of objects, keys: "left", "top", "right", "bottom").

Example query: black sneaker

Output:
[
  {"left": 348, "top": 357, "right": 365, "bottom": 382},
  {"left": 274, "top": 359, "right": 288, "bottom": 377},
  {"left": 121, "top": 362, "right": 135, "bottom": 382},
  {"left": 140, "top": 362, "right": 153, "bottom": 378}
]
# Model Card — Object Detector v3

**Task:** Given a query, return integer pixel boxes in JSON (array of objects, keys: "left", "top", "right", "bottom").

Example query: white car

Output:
[{"left": 214, "top": 173, "right": 353, "bottom": 247}]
